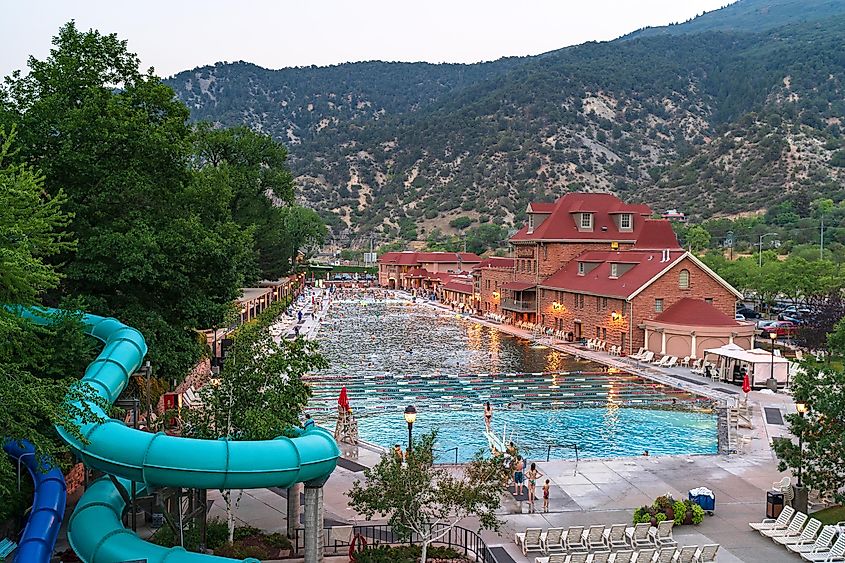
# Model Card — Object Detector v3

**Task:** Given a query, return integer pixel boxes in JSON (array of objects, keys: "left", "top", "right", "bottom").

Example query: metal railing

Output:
[
  {"left": 434, "top": 447, "right": 459, "bottom": 465},
  {"left": 292, "top": 523, "right": 495, "bottom": 562},
  {"left": 501, "top": 299, "right": 536, "bottom": 312}
]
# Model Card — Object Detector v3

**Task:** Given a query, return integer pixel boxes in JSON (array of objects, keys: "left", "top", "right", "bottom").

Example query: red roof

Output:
[
  {"left": 539, "top": 249, "right": 686, "bottom": 299},
  {"left": 474, "top": 257, "right": 515, "bottom": 269},
  {"left": 654, "top": 298, "right": 739, "bottom": 327},
  {"left": 511, "top": 193, "right": 653, "bottom": 242},
  {"left": 378, "top": 251, "right": 482, "bottom": 265},
  {"left": 527, "top": 202, "right": 555, "bottom": 213},
  {"left": 405, "top": 268, "right": 432, "bottom": 278},
  {"left": 442, "top": 281, "right": 473, "bottom": 294},
  {"left": 500, "top": 281, "right": 536, "bottom": 291},
  {"left": 632, "top": 220, "right": 682, "bottom": 250}
]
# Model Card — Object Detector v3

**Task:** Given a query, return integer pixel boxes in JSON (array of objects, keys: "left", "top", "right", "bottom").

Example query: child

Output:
[{"left": 543, "top": 479, "right": 550, "bottom": 512}]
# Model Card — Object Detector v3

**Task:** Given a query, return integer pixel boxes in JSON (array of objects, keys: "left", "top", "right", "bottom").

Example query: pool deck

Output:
[{"left": 204, "top": 288, "right": 803, "bottom": 562}]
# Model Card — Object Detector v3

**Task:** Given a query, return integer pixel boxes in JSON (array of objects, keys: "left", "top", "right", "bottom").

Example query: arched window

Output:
[{"left": 679, "top": 269, "right": 690, "bottom": 289}]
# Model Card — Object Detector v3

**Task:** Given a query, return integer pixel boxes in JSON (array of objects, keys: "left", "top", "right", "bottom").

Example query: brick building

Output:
[
  {"left": 471, "top": 257, "right": 515, "bottom": 318},
  {"left": 378, "top": 251, "right": 481, "bottom": 290}
]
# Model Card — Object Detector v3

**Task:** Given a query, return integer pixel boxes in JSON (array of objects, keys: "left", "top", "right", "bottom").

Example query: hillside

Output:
[{"left": 165, "top": 0, "right": 845, "bottom": 245}]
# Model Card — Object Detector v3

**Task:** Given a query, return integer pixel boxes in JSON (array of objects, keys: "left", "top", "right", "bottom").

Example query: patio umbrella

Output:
[
  {"left": 742, "top": 372, "right": 751, "bottom": 394},
  {"left": 338, "top": 386, "right": 350, "bottom": 411}
]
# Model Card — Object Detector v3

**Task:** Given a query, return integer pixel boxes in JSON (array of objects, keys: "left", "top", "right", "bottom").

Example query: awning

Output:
[
  {"left": 703, "top": 345, "right": 790, "bottom": 364},
  {"left": 500, "top": 281, "right": 536, "bottom": 291}
]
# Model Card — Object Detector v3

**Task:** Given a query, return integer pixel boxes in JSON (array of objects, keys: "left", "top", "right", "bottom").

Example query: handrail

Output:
[
  {"left": 434, "top": 447, "right": 459, "bottom": 465},
  {"left": 546, "top": 443, "right": 579, "bottom": 475}
]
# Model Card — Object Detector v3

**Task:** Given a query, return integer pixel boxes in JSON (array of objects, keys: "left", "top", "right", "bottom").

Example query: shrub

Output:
[
  {"left": 655, "top": 512, "right": 667, "bottom": 523},
  {"left": 690, "top": 503, "right": 705, "bottom": 525},
  {"left": 673, "top": 501, "right": 686, "bottom": 526},
  {"left": 215, "top": 542, "right": 269, "bottom": 560}
]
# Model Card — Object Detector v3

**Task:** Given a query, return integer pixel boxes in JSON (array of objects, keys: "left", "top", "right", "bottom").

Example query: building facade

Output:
[{"left": 378, "top": 251, "right": 481, "bottom": 290}]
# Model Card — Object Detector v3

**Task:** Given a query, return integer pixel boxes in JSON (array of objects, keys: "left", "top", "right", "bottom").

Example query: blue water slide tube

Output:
[
  {"left": 13, "top": 307, "right": 339, "bottom": 563},
  {"left": 1, "top": 439, "right": 66, "bottom": 563}
]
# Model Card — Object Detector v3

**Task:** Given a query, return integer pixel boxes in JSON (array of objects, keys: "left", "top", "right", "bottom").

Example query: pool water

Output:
[{"left": 311, "top": 297, "right": 717, "bottom": 462}]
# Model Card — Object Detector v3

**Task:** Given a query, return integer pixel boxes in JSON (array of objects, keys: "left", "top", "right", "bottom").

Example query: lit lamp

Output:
[
  {"left": 611, "top": 311, "right": 620, "bottom": 321},
  {"left": 767, "top": 331, "right": 778, "bottom": 391},
  {"left": 794, "top": 402, "right": 809, "bottom": 513},
  {"left": 552, "top": 301, "right": 562, "bottom": 311},
  {"left": 404, "top": 405, "right": 417, "bottom": 454},
  {"left": 492, "top": 291, "right": 500, "bottom": 300}
]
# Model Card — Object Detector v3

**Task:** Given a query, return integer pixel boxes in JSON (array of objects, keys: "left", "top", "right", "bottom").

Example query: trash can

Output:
[
  {"left": 766, "top": 491, "right": 784, "bottom": 519},
  {"left": 689, "top": 491, "right": 716, "bottom": 514}
]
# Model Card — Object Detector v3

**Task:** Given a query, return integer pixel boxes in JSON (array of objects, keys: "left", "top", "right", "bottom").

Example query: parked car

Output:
[
  {"left": 735, "top": 314, "right": 746, "bottom": 321},
  {"left": 761, "top": 320, "right": 797, "bottom": 339},
  {"left": 777, "top": 306, "right": 812, "bottom": 321},
  {"left": 736, "top": 306, "right": 761, "bottom": 319},
  {"left": 756, "top": 319, "right": 778, "bottom": 330}
]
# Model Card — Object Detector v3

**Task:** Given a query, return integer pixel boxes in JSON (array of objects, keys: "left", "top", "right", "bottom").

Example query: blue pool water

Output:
[{"left": 312, "top": 296, "right": 717, "bottom": 462}]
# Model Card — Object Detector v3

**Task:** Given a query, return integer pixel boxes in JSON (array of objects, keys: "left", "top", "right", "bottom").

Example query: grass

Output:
[{"left": 812, "top": 505, "right": 845, "bottom": 525}]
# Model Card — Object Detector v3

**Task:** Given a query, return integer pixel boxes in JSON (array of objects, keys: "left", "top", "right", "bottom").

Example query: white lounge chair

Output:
[
  {"left": 749, "top": 504, "right": 795, "bottom": 531},
  {"left": 609, "top": 550, "right": 633, "bottom": 563},
  {"left": 631, "top": 549, "right": 655, "bottom": 563},
  {"left": 567, "top": 554, "right": 589, "bottom": 563},
  {"left": 583, "top": 525, "right": 605, "bottom": 550},
  {"left": 588, "top": 551, "right": 612, "bottom": 563},
  {"left": 534, "top": 555, "right": 566, "bottom": 563},
  {"left": 631, "top": 347, "right": 646, "bottom": 360},
  {"left": 776, "top": 518, "right": 822, "bottom": 547},
  {"left": 649, "top": 521, "right": 676, "bottom": 548},
  {"left": 516, "top": 528, "right": 544, "bottom": 555},
  {"left": 640, "top": 351, "right": 655, "bottom": 363},
  {"left": 672, "top": 545, "right": 697, "bottom": 563},
  {"left": 603, "top": 524, "right": 627, "bottom": 550},
  {"left": 541, "top": 527, "right": 565, "bottom": 553},
  {"left": 564, "top": 526, "right": 587, "bottom": 551},
  {"left": 625, "top": 523, "right": 651, "bottom": 549},
  {"left": 663, "top": 356, "right": 678, "bottom": 368},
  {"left": 762, "top": 510, "right": 807, "bottom": 538},
  {"left": 801, "top": 533, "right": 845, "bottom": 562},
  {"left": 789, "top": 526, "right": 837, "bottom": 554},
  {"left": 693, "top": 545, "right": 719, "bottom": 563}
]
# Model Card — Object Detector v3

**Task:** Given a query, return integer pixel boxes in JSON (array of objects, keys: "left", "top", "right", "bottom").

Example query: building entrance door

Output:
[{"left": 574, "top": 321, "right": 582, "bottom": 340}]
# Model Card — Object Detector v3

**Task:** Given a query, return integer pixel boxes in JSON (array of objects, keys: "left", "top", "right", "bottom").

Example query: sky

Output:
[{"left": 2, "top": 1, "right": 736, "bottom": 78}]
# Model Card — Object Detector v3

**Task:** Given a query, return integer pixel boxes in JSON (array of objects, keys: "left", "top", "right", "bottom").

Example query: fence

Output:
[{"left": 292, "top": 523, "right": 497, "bottom": 562}]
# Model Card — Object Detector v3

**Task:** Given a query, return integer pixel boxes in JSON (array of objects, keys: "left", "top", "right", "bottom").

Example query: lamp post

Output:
[
  {"left": 767, "top": 331, "right": 778, "bottom": 391},
  {"left": 404, "top": 405, "right": 417, "bottom": 455},
  {"left": 758, "top": 232, "right": 779, "bottom": 267},
  {"left": 794, "top": 402, "right": 809, "bottom": 512}
]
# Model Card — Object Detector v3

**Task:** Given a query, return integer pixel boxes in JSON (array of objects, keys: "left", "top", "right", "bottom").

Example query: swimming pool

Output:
[{"left": 311, "top": 296, "right": 717, "bottom": 462}]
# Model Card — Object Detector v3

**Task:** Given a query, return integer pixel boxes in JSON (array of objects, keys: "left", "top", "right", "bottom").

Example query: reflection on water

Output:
[{"left": 312, "top": 297, "right": 717, "bottom": 461}]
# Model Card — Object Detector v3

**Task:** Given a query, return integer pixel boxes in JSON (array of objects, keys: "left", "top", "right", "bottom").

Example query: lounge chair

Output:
[
  {"left": 567, "top": 554, "right": 589, "bottom": 563},
  {"left": 663, "top": 356, "right": 678, "bottom": 368},
  {"left": 789, "top": 526, "right": 837, "bottom": 554},
  {"left": 625, "top": 523, "right": 651, "bottom": 549},
  {"left": 609, "top": 550, "right": 633, "bottom": 563},
  {"left": 640, "top": 351, "right": 654, "bottom": 363},
  {"left": 516, "top": 528, "right": 544, "bottom": 555},
  {"left": 603, "top": 524, "right": 627, "bottom": 550},
  {"left": 588, "top": 551, "right": 612, "bottom": 563},
  {"left": 631, "top": 347, "right": 646, "bottom": 360},
  {"left": 564, "top": 526, "right": 587, "bottom": 551},
  {"left": 631, "top": 549, "right": 655, "bottom": 563},
  {"left": 762, "top": 510, "right": 807, "bottom": 538},
  {"left": 801, "top": 533, "right": 845, "bottom": 562},
  {"left": 583, "top": 525, "right": 606, "bottom": 550},
  {"left": 649, "top": 520, "right": 676, "bottom": 548},
  {"left": 672, "top": 545, "right": 697, "bottom": 563},
  {"left": 749, "top": 504, "right": 794, "bottom": 531},
  {"left": 541, "top": 527, "right": 565, "bottom": 553},
  {"left": 534, "top": 555, "right": 566, "bottom": 563},
  {"left": 776, "top": 518, "right": 821, "bottom": 547},
  {"left": 651, "top": 354, "right": 665, "bottom": 365},
  {"left": 693, "top": 545, "right": 719, "bottom": 563},
  {"left": 653, "top": 547, "right": 676, "bottom": 563}
]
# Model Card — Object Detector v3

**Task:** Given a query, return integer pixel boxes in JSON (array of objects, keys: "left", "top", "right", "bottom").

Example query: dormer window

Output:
[
  {"left": 580, "top": 213, "right": 593, "bottom": 230},
  {"left": 620, "top": 213, "right": 632, "bottom": 231},
  {"left": 610, "top": 263, "right": 619, "bottom": 278},
  {"left": 578, "top": 262, "right": 585, "bottom": 276},
  {"left": 528, "top": 214, "right": 534, "bottom": 233}
]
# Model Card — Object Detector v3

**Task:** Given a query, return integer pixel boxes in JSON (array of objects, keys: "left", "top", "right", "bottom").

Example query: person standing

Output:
[
  {"left": 526, "top": 462, "right": 543, "bottom": 511},
  {"left": 484, "top": 402, "right": 493, "bottom": 431},
  {"left": 542, "top": 479, "right": 550, "bottom": 512},
  {"left": 513, "top": 456, "right": 524, "bottom": 496}
]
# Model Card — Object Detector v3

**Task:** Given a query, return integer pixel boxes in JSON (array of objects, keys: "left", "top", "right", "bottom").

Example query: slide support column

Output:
[
  {"left": 287, "top": 482, "right": 302, "bottom": 542},
  {"left": 304, "top": 485, "right": 324, "bottom": 563}
]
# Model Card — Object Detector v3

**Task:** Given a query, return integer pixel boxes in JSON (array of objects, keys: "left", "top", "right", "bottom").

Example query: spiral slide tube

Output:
[
  {"left": 15, "top": 307, "right": 340, "bottom": 563},
  {"left": 1, "top": 440, "right": 66, "bottom": 563}
]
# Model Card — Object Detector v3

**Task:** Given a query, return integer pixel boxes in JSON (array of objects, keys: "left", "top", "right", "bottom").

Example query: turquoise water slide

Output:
[{"left": 17, "top": 307, "right": 339, "bottom": 563}]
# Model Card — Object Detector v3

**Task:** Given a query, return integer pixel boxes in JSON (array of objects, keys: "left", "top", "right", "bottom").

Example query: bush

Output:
[
  {"left": 354, "top": 544, "right": 466, "bottom": 563},
  {"left": 690, "top": 503, "right": 705, "bottom": 525},
  {"left": 673, "top": 501, "right": 686, "bottom": 526},
  {"left": 215, "top": 542, "right": 269, "bottom": 560}
]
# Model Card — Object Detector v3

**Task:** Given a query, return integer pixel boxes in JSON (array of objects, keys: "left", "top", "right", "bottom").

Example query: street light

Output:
[
  {"left": 758, "top": 232, "right": 779, "bottom": 267},
  {"left": 404, "top": 405, "right": 417, "bottom": 454},
  {"left": 794, "top": 402, "right": 809, "bottom": 512}
]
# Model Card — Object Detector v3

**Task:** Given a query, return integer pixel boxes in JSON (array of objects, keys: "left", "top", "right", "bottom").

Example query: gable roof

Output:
[
  {"left": 442, "top": 280, "right": 473, "bottom": 294},
  {"left": 474, "top": 256, "right": 515, "bottom": 270},
  {"left": 654, "top": 298, "right": 740, "bottom": 327},
  {"left": 539, "top": 249, "right": 686, "bottom": 299},
  {"left": 512, "top": 192, "right": 653, "bottom": 242},
  {"left": 632, "top": 219, "right": 682, "bottom": 250},
  {"left": 378, "top": 251, "right": 482, "bottom": 265}
]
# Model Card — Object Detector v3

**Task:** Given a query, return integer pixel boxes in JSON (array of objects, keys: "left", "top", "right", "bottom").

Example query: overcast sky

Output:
[{"left": 2, "top": 1, "right": 736, "bottom": 78}]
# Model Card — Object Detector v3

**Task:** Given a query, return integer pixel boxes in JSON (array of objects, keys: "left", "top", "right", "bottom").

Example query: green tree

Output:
[
  {"left": 1, "top": 23, "right": 254, "bottom": 381},
  {"left": 347, "top": 432, "right": 505, "bottom": 563},
  {"left": 183, "top": 322, "right": 326, "bottom": 543},
  {"left": 683, "top": 225, "right": 711, "bottom": 253},
  {"left": 449, "top": 216, "right": 472, "bottom": 230},
  {"left": 773, "top": 360, "right": 845, "bottom": 505},
  {"left": 0, "top": 128, "right": 101, "bottom": 519}
]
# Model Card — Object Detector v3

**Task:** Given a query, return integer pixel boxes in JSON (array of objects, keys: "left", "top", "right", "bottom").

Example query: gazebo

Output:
[{"left": 702, "top": 343, "right": 791, "bottom": 388}]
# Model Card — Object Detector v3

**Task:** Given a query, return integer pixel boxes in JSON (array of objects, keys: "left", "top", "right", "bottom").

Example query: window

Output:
[
  {"left": 578, "top": 262, "right": 585, "bottom": 276},
  {"left": 580, "top": 213, "right": 593, "bottom": 229},
  {"left": 575, "top": 294, "right": 585, "bottom": 309},
  {"left": 620, "top": 213, "right": 632, "bottom": 230},
  {"left": 610, "top": 263, "right": 619, "bottom": 278},
  {"left": 679, "top": 269, "right": 690, "bottom": 289},
  {"left": 596, "top": 327, "right": 601, "bottom": 338},
  {"left": 601, "top": 297, "right": 608, "bottom": 309},
  {"left": 543, "top": 245, "right": 548, "bottom": 260},
  {"left": 528, "top": 214, "right": 534, "bottom": 230},
  {"left": 486, "top": 280, "right": 490, "bottom": 290},
  {"left": 705, "top": 297, "right": 713, "bottom": 304},
  {"left": 655, "top": 298, "right": 664, "bottom": 313}
]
